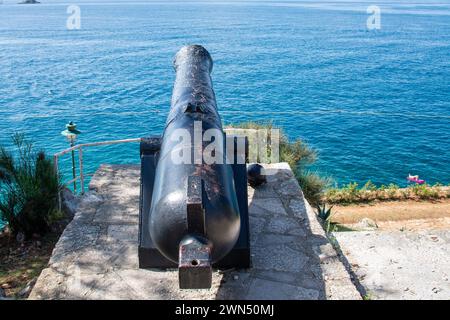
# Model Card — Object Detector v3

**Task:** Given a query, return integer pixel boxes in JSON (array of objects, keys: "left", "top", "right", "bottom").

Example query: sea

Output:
[{"left": 0, "top": 0, "right": 449, "bottom": 202}]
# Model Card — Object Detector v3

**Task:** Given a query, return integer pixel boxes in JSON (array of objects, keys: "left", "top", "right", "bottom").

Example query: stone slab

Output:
[
  {"left": 30, "top": 163, "right": 360, "bottom": 300},
  {"left": 334, "top": 230, "right": 450, "bottom": 300}
]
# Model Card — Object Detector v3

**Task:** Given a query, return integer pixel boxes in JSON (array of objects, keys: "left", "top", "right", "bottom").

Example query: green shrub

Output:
[
  {"left": 362, "top": 180, "right": 377, "bottom": 192},
  {"left": 325, "top": 182, "right": 361, "bottom": 203},
  {"left": 297, "top": 171, "right": 330, "bottom": 206},
  {"left": 0, "top": 133, "right": 62, "bottom": 238},
  {"left": 409, "top": 184, "right": 440, "bottom": 199},
  {"left": 226, "top": 121, "right": 328, "bottom": 205},
  {"left": 386, "top": 183, "right": 400, "bottom": 198},
  {"left": 345, "top": 182, "right": 360, "bottom": 199}
]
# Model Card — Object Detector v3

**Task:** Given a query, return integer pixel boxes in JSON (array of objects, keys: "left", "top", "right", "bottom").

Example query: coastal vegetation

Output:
[
  {"left": 226, "top": 122, "right": 449, "bottom": 206},
  {"left": 0, "top": 134, "right": 67, "bottom": 299},
  {"left": 225, "top": 122, "right": 449, "bottom": 237},
  {"left": 226, "top": 121, "right": 330, "bottom": 205},
  {"left": 324, "top": 181, "right": 449, "bottom": 205},
  {"left": 323, "top": 183, "right": 450, "bottom": 234},
  {"left": 0, "top": 133, "right": 63, "bottom": 239}
]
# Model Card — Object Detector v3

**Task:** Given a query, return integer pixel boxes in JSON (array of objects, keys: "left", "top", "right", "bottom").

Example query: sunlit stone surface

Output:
[{"left": 30, "top": 163, "right": 360, "bottom": 300}]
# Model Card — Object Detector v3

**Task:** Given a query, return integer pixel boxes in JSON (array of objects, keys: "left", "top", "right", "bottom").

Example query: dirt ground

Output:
[
  {"left": 0, "top": 233, "right": 58, "bottom": 298},
  {"left": 333, "top": 199, "right": 450, "bottom": 299},
  {"left": 332, "top": 199, "right": 450, "bottom": 231}
]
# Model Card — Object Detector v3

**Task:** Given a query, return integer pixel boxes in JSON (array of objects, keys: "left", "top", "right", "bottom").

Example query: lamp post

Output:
[{"left": 61, "top": 121, "right": 81, "bottom": 192}]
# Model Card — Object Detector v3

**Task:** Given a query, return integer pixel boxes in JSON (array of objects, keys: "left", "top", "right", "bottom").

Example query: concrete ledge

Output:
[
  {"left": 334, "top": 230, "right": 450, "bottom": 299},
  {"left": 30, "top": 163, "right": 360, "bottom": 300}
]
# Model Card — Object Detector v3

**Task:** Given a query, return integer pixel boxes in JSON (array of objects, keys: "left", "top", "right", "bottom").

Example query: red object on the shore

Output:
[{"left": 407, "top": 174, "right": 425, "bottom": 184}]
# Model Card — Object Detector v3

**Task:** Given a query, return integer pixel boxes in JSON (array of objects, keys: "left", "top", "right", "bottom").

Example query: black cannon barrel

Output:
[{"left": 148, "top": 45, "right": 241, "bottom": 287}]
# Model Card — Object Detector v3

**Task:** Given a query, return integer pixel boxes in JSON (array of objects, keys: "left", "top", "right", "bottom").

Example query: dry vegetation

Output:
[
  {"left": 324, "top": 181, "right": 449, "bottom": 205},
  {"left": 331, "top": 199, "right": 450, "bottom": 231}
]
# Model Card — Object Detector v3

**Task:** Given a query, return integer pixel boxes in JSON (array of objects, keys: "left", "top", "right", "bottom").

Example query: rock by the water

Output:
[
  {"left": 61, "top": 187, "right": 78, "bottom": 218},
  {"left": 19, "top": 0, "right": 40, "bottom": 4}
]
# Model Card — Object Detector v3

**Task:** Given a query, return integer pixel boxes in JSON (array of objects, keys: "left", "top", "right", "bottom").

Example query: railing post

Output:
[
  {"left": 53, "top": 154, "right": 59, "bottom": 175},
  {"left": 70, "top": 143, "right": 77, "bottom": 194},
  {"left": 53, "top": 138, "right": 141, "bottom": 192},
  {"left": 79, "top": 147, "right": 85, "bottom": 195},
  {"left": 54, "top": 154, "right": 62, "bottom": 212}
]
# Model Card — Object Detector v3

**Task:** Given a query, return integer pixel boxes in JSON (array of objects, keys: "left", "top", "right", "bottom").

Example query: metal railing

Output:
[
  {"left": 53, "top": 138, "right": 141, "bottom": 195},
  {"left": 53, "top": 128, "right": 265, "bottom": 197}
]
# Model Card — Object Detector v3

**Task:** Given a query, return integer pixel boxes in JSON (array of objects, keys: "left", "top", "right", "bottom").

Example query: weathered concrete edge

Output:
[{"left": 294, "top": 182, "right": 362, "bottom": 300}]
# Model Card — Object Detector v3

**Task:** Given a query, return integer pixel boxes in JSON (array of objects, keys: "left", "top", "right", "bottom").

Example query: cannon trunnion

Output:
[{"left": 138, "top": 45, "right": 251, "bottom": 289}]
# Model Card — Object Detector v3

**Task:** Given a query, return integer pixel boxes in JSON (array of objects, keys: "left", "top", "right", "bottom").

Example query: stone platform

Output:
[
  {"left": 334, "top": 230, "right": 450, "bottom": 300},
  {"left": 30, "top": 163, "right": 360, "bottom": 300}
]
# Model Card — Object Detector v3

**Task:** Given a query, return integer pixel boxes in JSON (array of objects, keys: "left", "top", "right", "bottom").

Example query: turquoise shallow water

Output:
[{"left": 0, "top": 0, "right": 449, "bottom": 199}]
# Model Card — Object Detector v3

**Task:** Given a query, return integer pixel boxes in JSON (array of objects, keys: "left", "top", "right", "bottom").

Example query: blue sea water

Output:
[{"left": 0, "top": 0, "right": 449, "bottom": 198}]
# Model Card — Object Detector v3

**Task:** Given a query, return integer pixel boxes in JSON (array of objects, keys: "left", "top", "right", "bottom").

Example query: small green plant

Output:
[
  {"left": 0, "top": 133, "right": 63, "bottom": 238},
  {"left": 362, "top": 180, "right": 377, "bottom": 192},
  {"left": 297, "top": 171, "right": 331, "bottom": 206},
  {"left": 316, "top": 203, "right": 335, "bottom": 233},
  {"left": 325, "top": 182, "right": 362, "bottom": 204},
  {"left": 363, "top": 292, "right": 373, "bottom": 300},
  {"left": 316, "top": 203, "right": 333, "bottom": 221},
  {"left": 346, "top": 182, "right": 360, "bottom": 200}
]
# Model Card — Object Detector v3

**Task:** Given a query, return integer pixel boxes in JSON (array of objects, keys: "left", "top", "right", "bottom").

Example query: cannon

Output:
[{"left": 139, "top": 45, "right": 250, "bottom": 289}]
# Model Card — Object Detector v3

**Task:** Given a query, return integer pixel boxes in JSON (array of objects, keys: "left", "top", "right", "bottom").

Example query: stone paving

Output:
[
  {"left": 30, "top": 163, "right": 360, "bottom": 300},
  {"left": 334, "top": 230, "right": 450, "bottom": 300}
]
